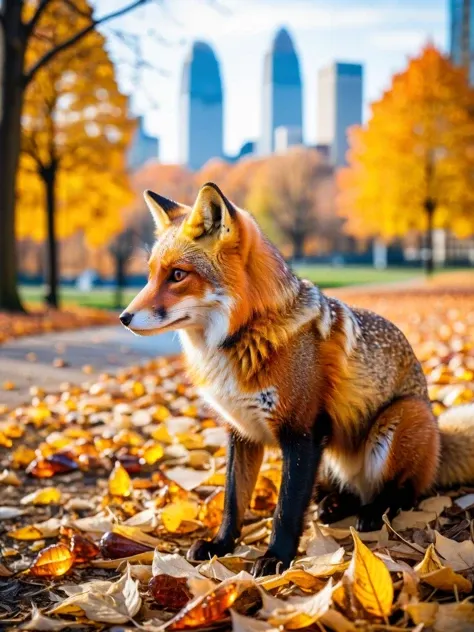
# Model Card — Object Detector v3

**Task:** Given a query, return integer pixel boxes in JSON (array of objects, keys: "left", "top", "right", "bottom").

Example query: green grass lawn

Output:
[
  {"left": 19, "top": 286, "right": 138, "bottom": 310},
  {"left": 292, "top": 264, "right": 424, "bottom": 288},
  {"left": 19, "top": 265, "right": 430, "bottom": 310}
]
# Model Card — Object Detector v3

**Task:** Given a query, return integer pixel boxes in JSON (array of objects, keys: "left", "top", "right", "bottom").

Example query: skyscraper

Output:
[
  {"left": 450, "top": 0, "right": 474, "bottom": 83},
  {"left": 317, "top": 62, "right": 363, "bottom": 168},
  {"left": 127, "top": 116, "right": 159, "bottom": 171},
  {"left": 260, "top": 28, "right": 303, "bottom": 155},
  {"left": 179, "top": 41, "right": 223, "bottom": 171}
]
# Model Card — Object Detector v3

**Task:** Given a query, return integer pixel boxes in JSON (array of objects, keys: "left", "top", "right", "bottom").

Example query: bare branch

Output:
[
  {"left": 24, "top": 0, "right": 151, "bottom": 86},
  {"left": 26, "top": 0, "right": 53, "bottom": 36}
]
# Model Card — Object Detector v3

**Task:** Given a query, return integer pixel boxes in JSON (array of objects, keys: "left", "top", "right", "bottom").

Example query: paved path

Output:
[{"left": 0, "top": 326, "right": 181, "bottom": 408}]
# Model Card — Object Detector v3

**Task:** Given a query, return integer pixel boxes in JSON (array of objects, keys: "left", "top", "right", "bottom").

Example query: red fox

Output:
[{"left": 121, "top": 182, "right": 474, "bottom": 576}]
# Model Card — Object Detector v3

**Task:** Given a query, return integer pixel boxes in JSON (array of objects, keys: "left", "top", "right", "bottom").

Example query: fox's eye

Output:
[{"left": 170, "top": 268, "right": 188, "bottom": 283}]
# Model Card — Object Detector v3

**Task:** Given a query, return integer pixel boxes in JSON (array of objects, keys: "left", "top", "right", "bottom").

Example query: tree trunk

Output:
[
  {"left": 0, "top": 3, "right": 26, "bottom": 311},
  {"left": 292, "top": 233, "right": 305, "bottom": 262},
  {"left": 115, "top": 255, "right": 126, "bottom": 310},
  {"left": 42, "top": 164, "right": 59, "bottom": 308},
  {"left": 424, "top": 198, "right": 436, "bottom": 277}
]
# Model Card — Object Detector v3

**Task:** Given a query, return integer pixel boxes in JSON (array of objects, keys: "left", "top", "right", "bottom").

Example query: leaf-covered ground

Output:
[
  {"left": 0, "top": 307, "right": 115, "bottom": 346},
  {"left": 0, "top": 288, "right": 474, "bottom": 631}
]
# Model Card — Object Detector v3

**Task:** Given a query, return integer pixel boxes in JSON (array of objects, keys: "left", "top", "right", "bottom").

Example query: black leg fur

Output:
[{"left": 253, "top": 415, "right": 330, "bottom": 576}]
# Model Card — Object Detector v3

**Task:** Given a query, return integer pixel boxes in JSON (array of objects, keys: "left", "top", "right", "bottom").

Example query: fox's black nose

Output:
[{"left": 119, "top": 311, "right": 134, "bottom": 327}]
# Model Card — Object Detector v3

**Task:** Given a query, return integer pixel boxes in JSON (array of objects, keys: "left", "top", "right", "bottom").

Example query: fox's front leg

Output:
[
  {"left": 188, "top": 431, "right": 264, "bottom": 561},
  {"left": 253, "top": 421, "right": 329, "bottom": 576}
]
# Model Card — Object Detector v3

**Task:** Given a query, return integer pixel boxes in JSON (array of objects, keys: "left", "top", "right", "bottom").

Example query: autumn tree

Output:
[
  {"left": 108, "top": 227, "right": 138, "bottom": 309},
  {"left": 338, "top": 45, "right": 474, "bottom": 275},
  {"left": 18, "top": 0, "right": 134, "bottom": 308},
  {"left": 247, "top": 147, "right": 334, "bottom": 259},
  {"left": 0, "top": 0, "right": 152, "bottom": 311}
]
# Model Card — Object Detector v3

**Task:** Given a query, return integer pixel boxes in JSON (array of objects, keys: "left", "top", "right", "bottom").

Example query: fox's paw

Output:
[
  {"left": 252, "top": 553, "right": 288, "bottom": 577},
  {"left": 355, "top": 507, "right": 384, "bottom": 533},
  {"left": 187, "top": 538, "right": 233, "bottom": 562},
  {"left": 318, "top": 491, "right": 361, "bottom": 524}
]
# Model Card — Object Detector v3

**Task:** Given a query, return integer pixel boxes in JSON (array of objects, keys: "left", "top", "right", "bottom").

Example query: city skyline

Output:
[
  {"left": 104, "top": 0, "right": 446, "bottom": 164},
  {"left": 259, "top": 27, "right": 303, "bottom": 155},
  {"left": 179, "top": 41, "right": 224, "bottom": 170}
]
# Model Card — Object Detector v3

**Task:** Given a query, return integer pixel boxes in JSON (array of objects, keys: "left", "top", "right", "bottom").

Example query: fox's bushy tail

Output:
[{"left": 436, "top": 404, "right": 474, "bottom": 487}]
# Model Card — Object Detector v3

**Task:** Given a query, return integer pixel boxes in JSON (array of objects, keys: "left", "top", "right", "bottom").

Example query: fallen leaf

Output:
[
  {"left": 149, "top": 574, "right": 192, "bottom": 609},
  {"left": 20, "top": 487, "right": 62, "bottom": 506},
  {"left": 30, "top": 543, "right": 74, "bottom": 577},
  {"left": 405, "top": 602, "right": 439, "bottom": 626},
  {"left": 0, "top": 469, "right": 21, "bottom": 486},
  {"left": 392, "top": 510, "right": 437, "bottom": 530},
  {"left": 108, "top": 461, "right": 133, "bottom": 497},
  {"left": 20, "top": 605, "right": 79, "bottom": 630},
  {"left": 305, "top": 523, "right": 341, "bottom": 557},
  {"left": 230, "top": 610, "right": 277, "bottom": 632},
  {"left": 419, "top": 496, "right": 452, "bottom": 514},
  {"left": 434, "top": 531, "right": 474, "bottom": 571},
  {"left": 261, "top": 579, "right": 333, "bottom": 629},
  {"left": 50, "top": 565, "right": 141, "bottom": 623},
  {"left": 0, "top": 507, "right": 25, "bottom": 520},
  {"left": 99, "top": 531, "right": 154, "bottom": 559},
  {"left": 161, "top": 501, "right": 200, "bottom": 533},
  {"left": 433, "top": 601, "right": 474, "bottom": 632},
  {"left": 346, "top": 527, "right": 393, "bottom": 618},
  {"left": 152, "top": 552, "right": 201, "bottom": 579},
  {"left": 415, "top": 544, "right": 472, "bottom": 592},
  {"left": 165, "top": 466, "right": 214, "bottom": 491},
  {"left": 166, "top": 573, "right": 255, "bottom": 630}
]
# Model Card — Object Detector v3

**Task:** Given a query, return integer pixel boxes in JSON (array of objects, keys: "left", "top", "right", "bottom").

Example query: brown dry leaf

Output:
[
  {"left": 392, "top": 510, "right": 438, "bottom": 530},
  {"left": 346, "top": 527, "right": 393, "bottom": 618},
  {"left": 305, "top": 523, "right": 341, "bottom": 556},
  {"left": 415, "top": 544, "right": 472, "bottom": 592},
  {"left": 419, "top": 495, "right": 452, "bottom": 514},
  {"left": 30, "top": 542, "right": 74, "bottom": 577},
  {"left": 432, "top": 601, "right": 474, "bottom": 632},
  {"left": 0, "top": 562, "right": 13, "bottom": 577},
  {"left": 0, "top": 468, "right": 21, "bottom": 486},
  {"left": 149, "top": 574, "right": 192, "bottom": 610},
  {"left": 405, "top": 602, "right": 439, "bottom": 626},
  {"left": 434, "top": 531, "right": 474, "bottom": 571},
  {"left": 20, "top": 487, "right": 62, "bottom": 506}
]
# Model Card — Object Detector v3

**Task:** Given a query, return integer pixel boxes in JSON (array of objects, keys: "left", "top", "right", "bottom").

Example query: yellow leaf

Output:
[
  {"left": 20, "top": 487, "right": 62, "bottom": 506},
  {"left": 405, "top": 602, "right": 439, "bottom": 626},
  {"left": 161, "top": 501, "right": 200, "bottom": 533},
  {"left": 108, "top": 462, "right": 132, "bottom": 497},
  {"left": 347, "top": 527, "right": 393, "bottom": 618}
]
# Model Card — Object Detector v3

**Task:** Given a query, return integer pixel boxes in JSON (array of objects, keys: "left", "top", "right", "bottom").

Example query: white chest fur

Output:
[{"left": 180, "top": 332, "right": 278, "bottom": 445}]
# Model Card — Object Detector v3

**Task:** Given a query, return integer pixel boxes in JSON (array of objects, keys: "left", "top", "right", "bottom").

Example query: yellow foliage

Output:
[
  {"left": 17, "top": 0, "right": 134, "bottom": 247},
  {"left": 338, "top": 45, "right": 474, "bottom": 241}
]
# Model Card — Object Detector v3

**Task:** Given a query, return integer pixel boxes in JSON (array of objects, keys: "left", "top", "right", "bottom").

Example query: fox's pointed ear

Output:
[
  {"left": 183, "top": 182, "right": 238, "bottom": 241},
  {"left": 143, "top": 190, "right": 189, "bottom": 233}
]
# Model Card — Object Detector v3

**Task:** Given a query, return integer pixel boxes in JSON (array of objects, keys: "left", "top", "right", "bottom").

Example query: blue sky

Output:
[{"left": 99, "top": 0, "right": 447, "bottom": 163}]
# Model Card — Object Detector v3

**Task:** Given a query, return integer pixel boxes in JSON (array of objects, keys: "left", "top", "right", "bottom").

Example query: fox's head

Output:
[{"left": 120, "top": 182, "right": 296, "bottom": 347}]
